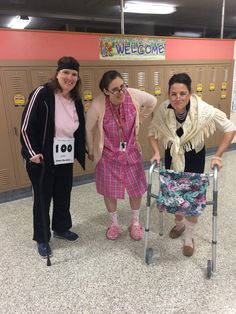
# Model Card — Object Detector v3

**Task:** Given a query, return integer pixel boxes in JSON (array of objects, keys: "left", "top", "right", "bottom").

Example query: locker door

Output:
[
  {"left": 194, "top": 66, "right": 207, "bottom": 98},
  {"left": 133, "top": 67, "right": 149, "bottom": 91},
  {"left": 29, "top": 68, "right": 54, "bottom": 90},
  {"left": 1, "top": 69, "right": 31, "bottom": 187},
  {"left": 149, "top": 66, "right": 165, "bottom": 104},
  {"left": 132, "top": 66, "right": 152, "bottom": 161},
  {"left": 0, "top": 77, "right": 17, "bottom": 192},
  {"left": 148, "top": 66, "right": 166, "bottom": 158},
  {"left": 205, "top": 65, "right": 218, "bottom": 105},
  {"left": 204, "top": 65, "right": 223, "bottom": 148},
  {"left": 80, "top": 67, "right": 96, "bottom": 114},
  {"left": 216, "top": 64, "right": 233, "bottom": 117},
  {"left": 75, "top": 67, "right": 97, "bottom": 176}
]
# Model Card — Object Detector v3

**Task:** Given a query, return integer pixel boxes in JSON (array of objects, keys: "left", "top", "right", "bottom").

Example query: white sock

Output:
[
  {"left": 175, "top": 216, "right": 185, "bottom": 231},
  {"left": 184, "top": 220, "right": 196, "bottom": 248},
  {"left": 110, "top": 211, "right": 118, "bottom": 225},
  {"left": 131, "top": 209, "right": 140, "bottom": 225}
]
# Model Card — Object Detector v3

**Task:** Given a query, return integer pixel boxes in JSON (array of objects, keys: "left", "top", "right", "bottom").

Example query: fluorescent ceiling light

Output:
[
  {"left": 124, "top": 1, "right": 176, "bottom": 14},
  {"left": 174, "top": 32, "right": 202, "bottom": 38},
  {"left": 8, "top": 15, "right": 31, "bottom": 29}
]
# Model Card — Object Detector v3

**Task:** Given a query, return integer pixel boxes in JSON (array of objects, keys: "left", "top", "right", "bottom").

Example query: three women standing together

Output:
[{"left": 21, "top": 59, "right": 235, "bottom": 258}]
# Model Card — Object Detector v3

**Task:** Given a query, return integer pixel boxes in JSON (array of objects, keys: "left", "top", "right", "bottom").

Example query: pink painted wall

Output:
[
  {"left": 0, "top": 29, "right": 99, "bottom": 60},
  {"left": 166, "top": 38, "right": 234, "bottom": 60},
  {"left": 0, "top": 29, "right": 234, "bottom": 61}
]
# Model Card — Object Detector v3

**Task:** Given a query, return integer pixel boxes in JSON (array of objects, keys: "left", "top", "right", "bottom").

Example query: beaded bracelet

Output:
[{"left": 212, "top": 156, "right": 222, "bottom": 161}]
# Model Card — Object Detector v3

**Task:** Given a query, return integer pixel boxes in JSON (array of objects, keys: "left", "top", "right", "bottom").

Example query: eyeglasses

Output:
[
  {"left": 108, "top": 84, "right": 128, "bottom": 95},
  {"left": 169, "top": 91, "right": 189, "bottom": 100}
]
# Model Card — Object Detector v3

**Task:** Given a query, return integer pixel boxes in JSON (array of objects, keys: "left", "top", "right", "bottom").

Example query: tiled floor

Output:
[{"left": 0, "top": 151, "right": 236, "bottom": 314}]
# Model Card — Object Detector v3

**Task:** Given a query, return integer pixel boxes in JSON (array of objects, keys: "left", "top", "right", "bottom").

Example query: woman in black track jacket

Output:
[{"left": 20, "top": 56, "right": 85, "bottom": 258}]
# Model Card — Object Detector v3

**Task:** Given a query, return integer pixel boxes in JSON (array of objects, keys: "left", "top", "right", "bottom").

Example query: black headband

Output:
[{"left": 57, "top": 60, "right": 80, "bottom": 72}]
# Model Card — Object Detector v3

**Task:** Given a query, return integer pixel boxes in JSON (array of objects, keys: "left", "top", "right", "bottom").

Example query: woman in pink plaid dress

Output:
[{"left": 86, "top": 70, "right": 157, "bottom": 240}]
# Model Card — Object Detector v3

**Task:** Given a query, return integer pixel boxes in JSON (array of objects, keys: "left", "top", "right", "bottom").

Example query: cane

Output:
[{"left": 39, "top": 159, "right": 51, "bottom": 266}]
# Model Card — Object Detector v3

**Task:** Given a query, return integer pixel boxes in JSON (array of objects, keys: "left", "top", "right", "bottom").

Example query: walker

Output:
[{"left": 144, "top": 161, "right": 218, "bottom": 279}]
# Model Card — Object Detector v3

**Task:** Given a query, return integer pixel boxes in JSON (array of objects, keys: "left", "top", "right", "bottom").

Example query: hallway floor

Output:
[{"left": 1, "top": 151, "right": 236, "bottom": 314}]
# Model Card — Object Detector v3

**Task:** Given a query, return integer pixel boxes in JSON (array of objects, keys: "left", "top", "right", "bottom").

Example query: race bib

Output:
[{"left": 53, "top": 138, "right": 74, "bottom": 165}]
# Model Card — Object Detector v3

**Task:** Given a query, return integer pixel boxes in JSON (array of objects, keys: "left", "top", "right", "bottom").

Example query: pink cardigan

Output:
[{"left": 86, "top": 88, "right": 157, "bottom": 167}]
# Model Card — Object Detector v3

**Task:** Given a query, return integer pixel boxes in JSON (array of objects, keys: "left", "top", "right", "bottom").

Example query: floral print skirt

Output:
[{"left": 156, "top": 169, "right": 209, "bottom": 216}]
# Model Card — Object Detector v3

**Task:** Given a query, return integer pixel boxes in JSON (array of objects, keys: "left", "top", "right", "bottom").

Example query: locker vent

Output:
[
  {"left": 11, "top": 76, "right": 25, "bottom": 93},
  {"left": 0, "top": 169, "right": 9, "bottom": 187},
  {"left": 138, "top": 72, "right": 145, "bottom": 86},
  {"left": 211, "top": 68, "right": 216, "bottom": 82},
  {"left": 154, "top": 72, "right": 160, "bottom": 85},
  {"left": 83, "top": 73, "right": 92, "bottom": 90},
  {"left": 121, "top": 72, "right": 129, "bottom": 86},
  {"left": 224, "top": 68, "right": 228, "bottom": 82},
  {"left": 197, "top": 68, "right": 203, "bottom": 82}
]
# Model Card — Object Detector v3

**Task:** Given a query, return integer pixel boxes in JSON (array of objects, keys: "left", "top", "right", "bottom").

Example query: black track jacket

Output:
[{"left": 20, "top": 84, "right": 85, "bottom": 170}]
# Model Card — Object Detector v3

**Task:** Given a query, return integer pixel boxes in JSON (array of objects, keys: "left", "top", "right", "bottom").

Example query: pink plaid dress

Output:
[{"left": 95, "top": 91, "right": 147, "bottom": 199}]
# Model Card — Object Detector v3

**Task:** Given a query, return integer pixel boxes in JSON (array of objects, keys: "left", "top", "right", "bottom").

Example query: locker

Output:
[
  {"left": 204, "top": 65, "right": 233, "bottom": 148},
  {"left": 29, "top": 68, "right": 54, "bottom": 90},
  {"left": 148, "top": 66, "right": 166, "bottom": 158},
  {"left": 216, "top": 64, "right": 232, "bottom": 117},
  {"left": 193, "top": 65, "right": 207, "bottom": 98},
  {"left": 131, "top": 66, "right": 152, "bottom": 160},
  {"left": 133, "top": 67, "right": 149, "bottom": 91},
  {"left": 148, "top": 66, "right": 165, "bottom": 103},
  {"left": 75, "top": 67, "right": 97, "bottom": 176},
  {"left": 0, "top": 78, "right": 17, "bottom": 192},
  {"left": 0, "top": 60, "right": 234, "bottom": 194},
  {"left": 1, "top": 68, "right": 31, "bottom": 187}
]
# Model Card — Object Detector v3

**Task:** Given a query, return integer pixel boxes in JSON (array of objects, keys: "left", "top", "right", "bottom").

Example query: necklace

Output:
[{"left": 175, "top": 110, "right": 187, "bottom": 122}]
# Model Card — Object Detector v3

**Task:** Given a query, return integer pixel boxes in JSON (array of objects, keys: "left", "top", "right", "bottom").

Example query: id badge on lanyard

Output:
[
  {"left": 53, "top": 137, "right": 75, "bottom": 165},
  {"left": 110, "top": 103, "right": 127, "bottom": 152},
  {"left": 119, "top": 141, "right": 127, "bottom": 152}
]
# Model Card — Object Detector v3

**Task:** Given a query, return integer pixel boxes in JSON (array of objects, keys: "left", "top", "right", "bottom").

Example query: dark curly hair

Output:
[{"left": 168, "top": 73, "right": 192, "bottom": 93}]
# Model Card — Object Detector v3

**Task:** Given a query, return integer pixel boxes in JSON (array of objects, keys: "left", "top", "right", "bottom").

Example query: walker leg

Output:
[
  {"left": 144, "top": 205, "right": 151, "bottom": 262},
  {"left": 159, "top": 211, "right": 164, "bottom": 236},
  {"left": 206, "top": 166, "right": 218, "bottom": 278},
  {"left": 212, "top": 170, "right": 218, "bottom": 275},
  {"left": 144, "top": 177, "right": 153, "bottom": 264}
]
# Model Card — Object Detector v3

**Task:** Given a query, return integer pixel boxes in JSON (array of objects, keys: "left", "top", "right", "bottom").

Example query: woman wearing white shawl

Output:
[{"left": 148, "top": 73, "right": 236, "bottom": 257}]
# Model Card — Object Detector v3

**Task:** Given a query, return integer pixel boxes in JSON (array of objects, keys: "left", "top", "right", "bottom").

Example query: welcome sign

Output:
[{"left": 99, "top": 36, "right": 165, "bottom": 60}]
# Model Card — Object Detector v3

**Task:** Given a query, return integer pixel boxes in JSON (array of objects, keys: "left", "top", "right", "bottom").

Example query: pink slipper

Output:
[
  {"left": 106, "top": 223, "right": 121, "bottom": 240},
  {"left": 128, "top": 223, "right": 143, "bottom": 241}
]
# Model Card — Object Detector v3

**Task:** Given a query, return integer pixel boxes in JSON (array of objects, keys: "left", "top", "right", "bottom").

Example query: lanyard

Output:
[{"left": 109, "top": 102, "right": 125, "bottom": 142}]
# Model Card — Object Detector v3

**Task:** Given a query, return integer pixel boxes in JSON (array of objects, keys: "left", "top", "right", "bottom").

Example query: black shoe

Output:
[
  {"left": 54, "top": 230, "right": 79, "bottom": 242},
  {"left": 37, "top": 242, "right": 52, "bottom": 258}
]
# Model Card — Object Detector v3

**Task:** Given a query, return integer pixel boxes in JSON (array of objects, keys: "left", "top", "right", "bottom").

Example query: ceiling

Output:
[{"left": 0, "top": 0, "right": 236, "bottom": 38}]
